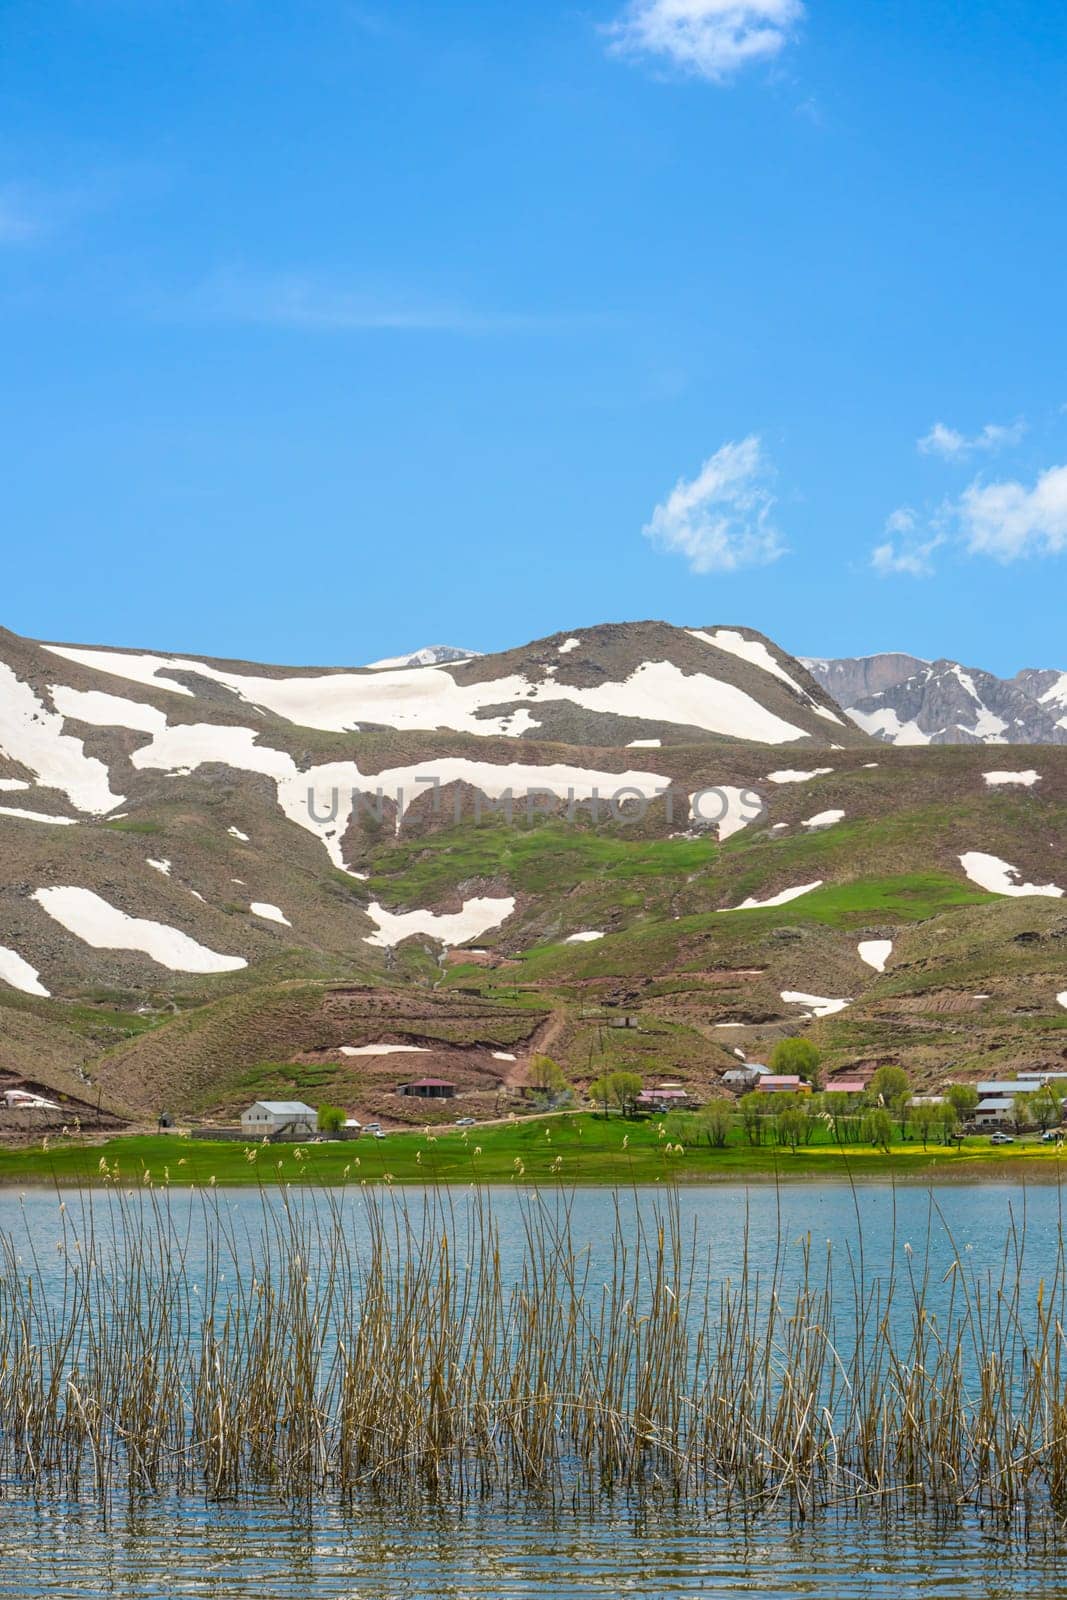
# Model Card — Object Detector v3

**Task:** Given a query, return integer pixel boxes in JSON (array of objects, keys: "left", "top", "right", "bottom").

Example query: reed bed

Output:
[{"left": 1, "top": 1179, "right": 1067, "bottom": 1528}]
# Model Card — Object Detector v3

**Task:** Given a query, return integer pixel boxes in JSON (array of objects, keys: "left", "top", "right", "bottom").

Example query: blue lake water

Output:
[{"left": 1, "top": 1179, "right": 1065, "bottom": 1599}]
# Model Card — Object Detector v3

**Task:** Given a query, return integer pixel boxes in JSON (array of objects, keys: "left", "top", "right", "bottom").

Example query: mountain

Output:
[
  {"left": 0, "top": 618, "right": 1064, "bottom": 1128},
  {"left": 805, "top": 654, "right": 1067, "bottom": 746},
  {"left": 364, "top": 645, "right": 480, "bottom": 670}
]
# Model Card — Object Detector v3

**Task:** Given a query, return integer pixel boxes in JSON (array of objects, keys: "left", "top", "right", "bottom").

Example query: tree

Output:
[
  {"left": 769, "top": 1037, "right": 821, "bottom": 1089},
  {"left": 821, "top": 1091, "right": 856, "bottom": 1145},
  {"left": 739, "top": 1092, "right": 766, "bottom": 1146},
  {"left": 1031, "top": 1083, "right": 1063, "bottom": 1131},
  {"left": 868, "top": 1066, "right": 910, "bottom": 1105},
  {"left": 588, "top": 1076, "right": 612, "bottom": 1116},
  {"left": 698, "top": 1100, "right": 733, "bottom": 1148},
  {"left": 944, "top": 1083, "right": 979, "bottom": 1121},
  {"left": 317, "top": 1104, "right": 345, "bottom": 1136},
  {"left": 863, "top": 1108, "right": 895, "bottom": 1152},
  {"left": 608, "top": 1071, "right": 643, "bottom": 1118},
  {"left": 529, "top": 1054, "right": 570, "bottom": 1106},
  {"left": 912, "top": 1102, "right": 938, "bottom": 1150},
  {"left": 1010, "top": 1092, "right": 1036, "bottom": 1131},
  {"left": 775, "top": 1103, "right": 809, "bottom": 1153},
  {"left": 936, "top": 1101, "right": 959, "bottom": 1144}
]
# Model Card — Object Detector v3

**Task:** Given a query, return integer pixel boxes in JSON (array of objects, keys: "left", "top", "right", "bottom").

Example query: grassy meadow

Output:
[{"left": 3, "top": 1112, "right": 1066, "bottom": 1187}]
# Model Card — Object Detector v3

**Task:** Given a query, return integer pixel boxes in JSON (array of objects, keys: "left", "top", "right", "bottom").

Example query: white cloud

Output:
[
  {"left": 870, "top": 508, "right": 944, "bottom": 578},
  {"left": 958, "top": 464, "right": 1067, "bottom": 562},
  {"left": 918, "top": 418, "right": 1026, "bottom": 459},
  {"left": 606, "top": 0, "right": 805, "bottom": 83},
  {"left": 643, "top": 435, "right": 785, "bottom": 573}
]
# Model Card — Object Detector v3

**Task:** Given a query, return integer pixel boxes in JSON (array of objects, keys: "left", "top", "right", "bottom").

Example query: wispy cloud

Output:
[
  {"left": 184, "top": 270, "right": 596, "bottom": 336},
  {"left": 958, "top": 464, "right": 1067, "bottom": 562},
  {"left": 870, "top": 508, "right": 945, "bottom": 578},
  {"left": 643, "top": 435, "right": 785, "bottom": 573},
  {"left": 605, "top": 0, "right": 806, "bottom": 84},
  {"left": 917, "top": 418, "right": 1027, "bottom": 460}
]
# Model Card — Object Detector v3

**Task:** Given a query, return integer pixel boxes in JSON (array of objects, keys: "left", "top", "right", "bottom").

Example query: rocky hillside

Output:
[
  {"left": 0, "top": 619, "right": 1064, "bottom": 1124},
  {"left": 805, "top": 654, "right": 1067, "bottom": 746}
]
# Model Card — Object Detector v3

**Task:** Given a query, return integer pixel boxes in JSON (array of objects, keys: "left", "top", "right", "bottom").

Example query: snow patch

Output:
[
  {"left": 228, "top": 827, "right": 250, "bottom": 842},
  {"left": 50, "top": 686, "right": 167, "bottom": 735},
  {"left": 627, "top": 738, "right": 661, "bottom": 748},
  {"left": 849, "top": 707, "right": 931, "bottom": 745},
  {"left": 858, "top": 939, "right": 893, "bottom": 972},
  {"left": 340, "top": 1044, "right": 428, "bottom": 1057},
  {"left": 781, "top": 991, "right": 852, "bottom": 1018},
  {"left": 557, "top": 638, "right": 581, "bottom": 655},
  {"left": 492, "top": 1051, "right": 517, "bottom": 1062},
  {"left": 0, "top": 807, "right": 78, "bottom": 826},
  {"left": 721, "top": 881, "right": 824, "bottom": 912},
  {"left": 42, "top": 646, "right": 196, "bottom": 697},
  {"left": 0, "top": 662, "right": 124, "bottom": 815},
  {"left": 687, "top": 628, "right": 800, "bottom": 693},
  {"left": 1058, "top": 993, "right": 1067, "bottom": 1010},
  {"left": 147, "top": 858, "right": 172, "bottom": 877},
  {"left": 959, "top": 852, "right": 1064, "bottom": 899},
  {"left": 250, "top": 902, "right": 291, "bottom": 926},
  {"left": 766, "top": 768, "right": 833, "bottom": 784},
  {"left": 983, "top": 771, "right": 1041, "bottom": 788},
  {"left": 33, "top": 887, "right": 248, "bottom": 973},
  {"left": 362, "top": 896, "right": 516, "bottom": 949},
  {"left": 0, "top": 946, "right": 49, "bottom": 998},
  {"left": 802, "top": 809, "right": 845, "bottom": 829},
  {"left": 0, "top": 780, "right": 29, "bottom": 792},
  {"left": 565, "top": 930, "right": 604, "bottom": 943},
  {"left": 690, "top": 785, "right": 764, "bottom": 842}
]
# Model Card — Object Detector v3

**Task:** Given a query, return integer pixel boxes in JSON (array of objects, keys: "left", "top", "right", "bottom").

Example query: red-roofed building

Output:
[{"left": 396, "top": 1077, "right": 456, "bottom": 1099}]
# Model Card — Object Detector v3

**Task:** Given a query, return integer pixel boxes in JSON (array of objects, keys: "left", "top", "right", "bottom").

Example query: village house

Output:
[
  {"left": 756, "top": 1075, "right": 812, "bottom": 1095},
  {"left": 396, "top": 1077, "right": 457, "bottom": 1100},
  {"left": 636, "top": 1085, "right": 690, "bottom": 1111},
  {"left": 240, "top": 1101, "right": 317, "bottom": 1139}
]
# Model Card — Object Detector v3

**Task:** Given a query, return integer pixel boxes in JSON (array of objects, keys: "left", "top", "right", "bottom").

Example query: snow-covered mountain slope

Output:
[
  {"left": 804, "top": 655, "right": 1067, "bottom": 746},
  {"left": 364, "top": 645, "right": 479, "bottom": 670},
  {"left": 39, "top": 620, "right": 862, "bottom": 749},
  {"left": 0, "top": 616, "right": 860, "bottom": 1001}
]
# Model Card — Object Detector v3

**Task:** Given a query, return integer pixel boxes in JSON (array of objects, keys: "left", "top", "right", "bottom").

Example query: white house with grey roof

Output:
[{"left": 241, "top": 1101, "right": 317, "bottom": 1139}]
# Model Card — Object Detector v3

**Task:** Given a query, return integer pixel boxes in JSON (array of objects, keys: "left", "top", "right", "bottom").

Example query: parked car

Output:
[
  {"left": 372, "top": 1128, "right": 387, "bottom": 1139},
  {"left": 990, "top": 1131, "right": 1015, "bottom": 1145},
  {"left": 455, "top": 1116, "right": 477, "bottom": 1127},
  {"left": 1042, "top": 1129, "right": 1064, "bottom": 1143}
]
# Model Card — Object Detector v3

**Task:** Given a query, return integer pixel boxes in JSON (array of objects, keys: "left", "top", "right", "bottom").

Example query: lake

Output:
[{"left": 1, "top": 1180, "right": 1066, "bottom": 1599}]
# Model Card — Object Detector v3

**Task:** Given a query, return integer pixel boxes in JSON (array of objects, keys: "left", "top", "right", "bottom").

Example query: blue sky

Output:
[{"left": 2, "top": 0, "right": 1066, "bottom": 673}]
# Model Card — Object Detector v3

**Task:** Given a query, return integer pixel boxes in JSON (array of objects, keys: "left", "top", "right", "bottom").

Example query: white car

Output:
[
  {"left": 989, "top": 1132, "right": 1015, "bottom": 1146},
  {"left": 455, "top": 1117, "right": 477, "bottom": 1127}
]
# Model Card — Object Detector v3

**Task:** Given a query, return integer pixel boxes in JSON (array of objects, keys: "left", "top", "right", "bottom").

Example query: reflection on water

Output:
[
  {"left": 5, "top": 1495, "right": 1067, "bottom": 1599},
  {"left": 1, "top": 1180, "right": 1066, "bottom": 1598}
]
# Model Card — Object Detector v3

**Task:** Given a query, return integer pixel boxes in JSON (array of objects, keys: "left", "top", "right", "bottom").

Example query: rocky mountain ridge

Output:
[{"left": 805, "top": 654, "right": 1067, "bottom": 746}]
